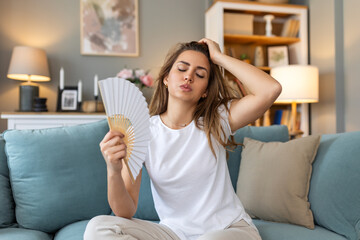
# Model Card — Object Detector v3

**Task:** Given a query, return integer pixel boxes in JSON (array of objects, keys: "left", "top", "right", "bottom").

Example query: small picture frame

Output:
[
  {"left": 57, "top": 86, "right": 79, "bottom": 112},
  {"left": 267, "top": 45, "right": 289, "bottom": 68}
]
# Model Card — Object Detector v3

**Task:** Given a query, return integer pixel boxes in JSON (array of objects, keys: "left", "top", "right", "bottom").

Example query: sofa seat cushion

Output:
[
  {"left": 309, "top": 131, "right": 360, "bottom": 240},
  {"left": 0, "top": 134, "right": 16, "bottom": 228},
  {"left": 0, "top": 227, "right": 52, "bottom": 240},
  {"left": 253, "top": 220, "right": 347, "bottom": 240},
  {"left": 54, "top": 220, "right": 89, "bottom": 240},
  {"left": 3, "top": 120, "right": 111, "bottom": 233}
]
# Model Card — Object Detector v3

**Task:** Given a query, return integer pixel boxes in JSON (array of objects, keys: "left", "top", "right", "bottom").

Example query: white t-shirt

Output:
[{"left": 145, "top": 104, "right": 256, "bottom": 240}]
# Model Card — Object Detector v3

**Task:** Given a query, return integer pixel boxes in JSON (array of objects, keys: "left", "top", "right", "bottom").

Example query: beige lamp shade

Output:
[
  {"left": 271, "top": 65, "right": 319, "bottom": 103},
  {"left": 7, "top": 46, "right": 50, "bottom": 82}
]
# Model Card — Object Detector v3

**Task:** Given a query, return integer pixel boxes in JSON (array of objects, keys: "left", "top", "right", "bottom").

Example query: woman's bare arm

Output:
[
  {"left": 100, "top": 131, "right": 142, "bottom": 218},
  {"left": 200, "top": 38, "right": 282, "bottom": 131}
]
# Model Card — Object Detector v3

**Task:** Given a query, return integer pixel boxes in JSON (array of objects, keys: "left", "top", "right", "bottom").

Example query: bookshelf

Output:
[{"left": 205, "top": 0, "right": 310, "bottom": 135}]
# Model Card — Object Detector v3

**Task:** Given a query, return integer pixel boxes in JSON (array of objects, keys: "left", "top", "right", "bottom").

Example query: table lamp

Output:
[
  {"left": 7, "top": 46, "right": 50, "bottom": 111},
  {"left": 270, "top": 65, "right": 319, "bottom": 135}
]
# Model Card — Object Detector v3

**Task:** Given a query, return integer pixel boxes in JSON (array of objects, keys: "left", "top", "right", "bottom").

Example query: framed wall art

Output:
[
  {"left": 80, "top": 0, "right": 139, "bottom": 57},
  {"left": 267, "top": 45, "right": 289, "bottom": 68}
]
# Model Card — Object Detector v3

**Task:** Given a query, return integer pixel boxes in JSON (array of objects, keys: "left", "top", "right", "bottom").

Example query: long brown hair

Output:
[{"left": 149, "top": 41, "right": 238, "bottom": 156}]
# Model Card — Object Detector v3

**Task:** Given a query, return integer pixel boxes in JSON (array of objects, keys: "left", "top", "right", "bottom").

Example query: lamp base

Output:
[{"left": 19, "top": 84, "right": 39, "bottom": 112}]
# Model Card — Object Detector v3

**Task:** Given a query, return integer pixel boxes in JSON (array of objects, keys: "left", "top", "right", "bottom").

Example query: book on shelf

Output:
[
  {"left": 273, "top": 109, "right": 301, "bottom": 132},
  {"left": 281, "top": 18, "right": 300, "bottom": 38},
  {"left": 273, "top": 109, "right": 283, "bottom": 125}
]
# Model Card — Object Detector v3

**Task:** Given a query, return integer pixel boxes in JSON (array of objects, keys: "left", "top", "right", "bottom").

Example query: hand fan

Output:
[{"left": 99, "top": 77, "right": 150, "bottom": 183}]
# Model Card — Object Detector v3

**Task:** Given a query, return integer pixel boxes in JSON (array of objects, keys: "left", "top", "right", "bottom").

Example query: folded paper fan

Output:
[{"left": 99, "top": 77, "right": 150, "bottom": 183}]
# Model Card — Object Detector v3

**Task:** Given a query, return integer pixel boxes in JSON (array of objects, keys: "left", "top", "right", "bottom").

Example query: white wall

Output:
[
  {"left": 309, "top": 0, "right": 360, "bottom": 133},
  {"left": 309, "top": 0, "right": 337, "bottom": 134},
  {"left": 344, "top": 0, "right": 360, "bottom": 132}
]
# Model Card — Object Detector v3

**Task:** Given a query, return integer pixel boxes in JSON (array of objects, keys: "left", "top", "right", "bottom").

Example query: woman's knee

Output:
[{"left": 84, "top": 215, "right": 114, "bottom": 239}]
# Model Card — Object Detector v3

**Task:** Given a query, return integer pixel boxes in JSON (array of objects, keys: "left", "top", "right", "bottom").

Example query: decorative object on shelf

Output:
[
  {"left": 267, "top": 45, "right": 289, "bottom": 68},
  {"left": 254, "top": 46, "right": 265, "bottom": 67},
  {"left": 58, "top": 86, "right": 79, "bottom": 112},
  {"left": 7, "top": 46, "right": 50, "bottom": 112},
  {"left": 56, "top": 67, "right": 72, "bottom": 112},
  {"left": 80, "top": 0, "right": 139, "bottom": 57},
  {"left": 99, "top": 77, "right": 150, "bottom": 183},
  {"left": 78, "top": 80, "right": 83, "bottom": 110},
  {"left": 263, "top": 14, "right": 275, "bottom": 37},
  {"left": 59, "top": 67, "right": 64, "bottom": 90},
  {"left": 117, "top": 68, "right": 154, "bottom": 103},
  {"left": 33, "top": 97, "right": 48, "bottom": 112},
  {"left": 82, "top": 100, "right": 104, "bottom": 113},
  {"left": 117, "top": 68, "right": 154, "bottom": 88},
  {"left": 240, "top": 53, "right": 251, "bottom": 64},
  {"left": 94, "top": 74, "right": 99, "bottom": 112},
  {"left": 271, "top": 65, "right": 319, "bottom": 135}
]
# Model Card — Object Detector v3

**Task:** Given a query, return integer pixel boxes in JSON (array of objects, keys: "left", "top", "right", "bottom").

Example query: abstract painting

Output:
[{"left": 80, "top": 0, "right": 139, "bottom": 56}]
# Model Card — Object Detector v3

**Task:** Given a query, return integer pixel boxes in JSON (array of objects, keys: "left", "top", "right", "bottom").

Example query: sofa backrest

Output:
[
  {"left": 0, "top": 134, "right": 16, "bottom": 228},
  {"left": 309, "top": 131, "right": 360, "bottom": 240},
  {"left": 3, "top": 120, "right": 111, "bottom": 233}
]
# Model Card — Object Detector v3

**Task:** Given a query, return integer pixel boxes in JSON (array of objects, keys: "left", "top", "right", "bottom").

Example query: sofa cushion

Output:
[
  {"left": 0, "top": 134, "right": 16, "bottom": 228},
  {"left": 309, "top": 131, "right": 360, "bottom": 240},
  {"left": 3, "top": 120, "right": 111, "bottom": 233},
  {"left": 237, "top": 136, "right": 320, "bottom": 229},
  {"left": 0, "top": 227, "right": 52, "bottom": 240},
  {"left": 253, "top": 220, "right": 347, "bottom": 240},
  {"left": 54, "top": 220, "right": 89, "bottom": 240},
  {"left": 227, "top": 125, "right": 289, "bottom": 190}
]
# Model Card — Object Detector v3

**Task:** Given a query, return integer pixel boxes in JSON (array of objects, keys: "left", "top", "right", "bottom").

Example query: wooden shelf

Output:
[
  {"left": 224, "top": 34, "right": 300, "bottom": 45},
  {"left": 258, "top": 66, "right": 271, "bottom": 71},
  {"left": 206, "top": 1, "right": 309, "bottom": 134}
]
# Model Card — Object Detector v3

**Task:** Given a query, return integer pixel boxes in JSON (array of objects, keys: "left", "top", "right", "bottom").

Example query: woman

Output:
[{"left": 84, "top": 38, "right": 281, "bottom": 240}]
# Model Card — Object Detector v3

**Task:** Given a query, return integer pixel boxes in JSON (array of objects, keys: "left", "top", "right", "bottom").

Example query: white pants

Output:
[{"left": 84, "top": 215, "right": 262, "bottom": 240}]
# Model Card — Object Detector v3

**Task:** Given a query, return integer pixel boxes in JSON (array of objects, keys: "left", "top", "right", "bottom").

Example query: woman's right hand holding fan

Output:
[
  {"left": 100, "top": 130, "right": 141, "bottom": 218},
  {"left": 100, "top": 131, "right": 127, "bottom": 174}
]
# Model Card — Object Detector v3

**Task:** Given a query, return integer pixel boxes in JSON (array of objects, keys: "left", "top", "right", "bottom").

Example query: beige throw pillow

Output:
[{"left": 236, "top": 135, "right": 321, "bottom": 229}]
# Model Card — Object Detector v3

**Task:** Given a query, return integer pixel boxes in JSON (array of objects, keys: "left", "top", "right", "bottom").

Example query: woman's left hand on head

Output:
[{"left": 198, "top": 38, "right": 223, "bottom": 64}]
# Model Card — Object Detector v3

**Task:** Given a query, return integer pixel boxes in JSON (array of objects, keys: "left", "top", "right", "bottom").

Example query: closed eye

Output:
[{"left": 196, "top": 73, "right": 205, "bottom": 78}]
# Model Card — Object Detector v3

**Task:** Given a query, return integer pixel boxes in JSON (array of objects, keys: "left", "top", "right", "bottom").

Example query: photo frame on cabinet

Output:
[
  {"left": 80, "top": 0, "right": 139, "bottom": 57},
  {"left": 267, "top": 45, "right": 289, "bottom": 68},
  {"left": 57, "top": 87, "right": 79, "bottom": 112}
]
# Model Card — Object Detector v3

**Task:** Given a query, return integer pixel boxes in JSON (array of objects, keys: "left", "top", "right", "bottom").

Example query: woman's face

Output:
[{"left": 165, "top": 50, "right": 210, "bottom": 104}]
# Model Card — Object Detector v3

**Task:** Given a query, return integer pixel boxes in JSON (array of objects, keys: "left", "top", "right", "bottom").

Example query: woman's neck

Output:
[{"left": 161, "top": 98, "right": 196, "bottom": 129}]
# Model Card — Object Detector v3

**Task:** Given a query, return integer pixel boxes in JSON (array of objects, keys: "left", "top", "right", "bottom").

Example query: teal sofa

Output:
[{"left": 0, "top": 120, "right": 359, "bottom": 240}]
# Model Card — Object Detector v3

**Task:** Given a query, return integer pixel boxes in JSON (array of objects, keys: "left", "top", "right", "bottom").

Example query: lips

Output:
[{"left": 180, "top": 84, "right": 192, "bottom": 92}]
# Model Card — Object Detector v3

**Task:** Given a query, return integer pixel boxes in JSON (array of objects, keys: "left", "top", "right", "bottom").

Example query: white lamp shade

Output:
[
  {"left": 7, "top": 46, "right": 50, "bottom": 82},
  {"left": 271, "top": 65, "right": 319, "bottom": 103}
]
